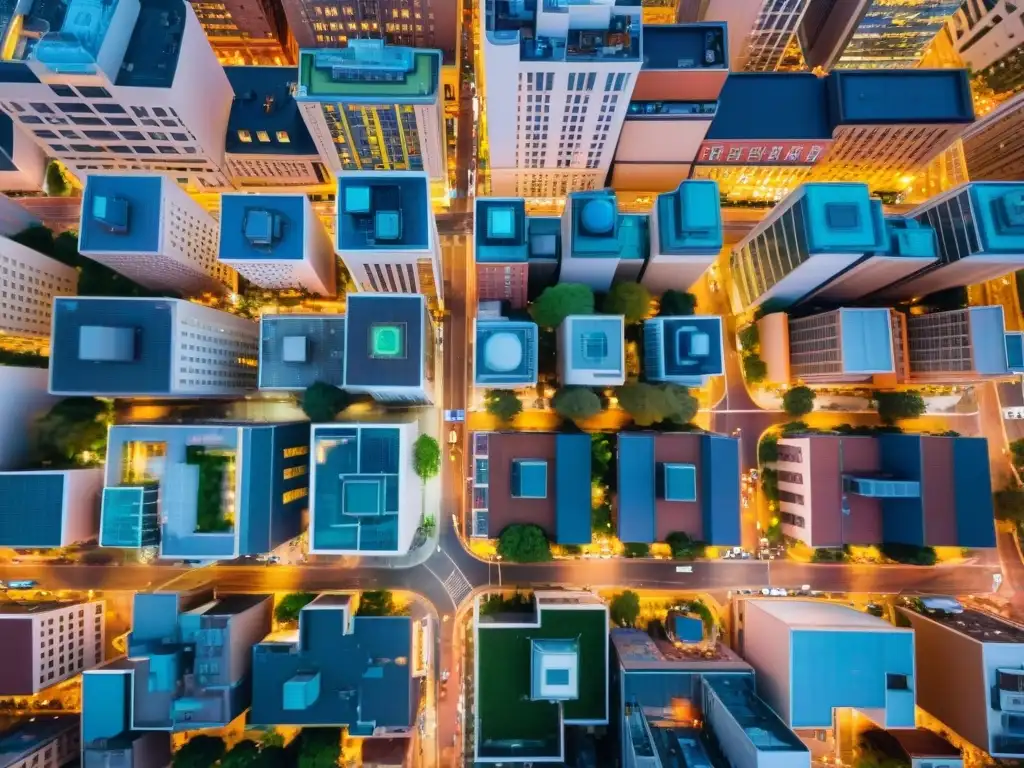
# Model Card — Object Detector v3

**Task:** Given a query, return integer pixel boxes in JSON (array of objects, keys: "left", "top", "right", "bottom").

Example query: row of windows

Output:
[{"left": 237, "top": 129, "right": 291, "bottom": 143}]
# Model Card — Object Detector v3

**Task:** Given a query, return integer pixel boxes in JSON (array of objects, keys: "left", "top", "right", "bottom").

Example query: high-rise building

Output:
[
  {"left": 474, "top": 198, "right": 531, "bottom": 308},
  {"left": 0, "top": 114, "right": 46, "bottom": 193},
  {"left": 0, "top": 716, "right": 80, "bottom": 768},
  {"left": 796, "top": 0, "right": 862, "bottom": 70},
  {"left": 0, "top": 0, "right": 234, "bottom": 191},
  {"left": 833, "top": 0, "right": 960, "bottom": 70},
  {"left": 218, "top": 193, "right": 336, "bottom": 295},
  {"left": 188, "top": 0, "right": 295, "bottom": 66},
  {"left": 295, "top": 42, "right": 447, "bottom": 197},
  {"left": 49, "top": 297, "right": 259, "bottom": 397},
  {"left": 557, "top": 189, "right": 649, "bottom": 292},
  {"left": 0, "top": 235, "right": 76, "bottom": 340},
  {"left": 640, "top": 180, "right": 723, "bottom": 294},
  {"left": 702, "top": 0, "right": 811, "bottom": 72},
  {"left": 951, "top": 0, "right": 1024, "bottom": 99},
  {"left": 79, "top": 174, "right": 237, "bottom": 296},
  {"left": 474, "top": 319, "right": 539, "bottom": 391},
  {"left": 643, "top": 315, "right": 725, "bottom": 387},
  {"left": 0, "top": 469, "right": 102, "bottom": 549},
  {"left": 336, "top": 171, "right": 443, "bottom": 309},
  {"left": 0, "top": 366, "right": 57, "bottom": 470},
  {"left": 0, "top": 600, "right": 104, "bottom": 694},
  {"left": 480, "top": 0, "right": 642, "bottom": 199},
  {"left": 962, "top": 90, "right": 1024, "bottom": 182}
]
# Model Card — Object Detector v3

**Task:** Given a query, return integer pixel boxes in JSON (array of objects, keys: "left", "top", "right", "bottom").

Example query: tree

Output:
[
  {"left": 529, "top": 283, "right": 595, "bottom": 328},
  {"left": 591, "top": 502, "right": 612, "bottom": 534},
  {"left": 666, "top": 531, "right": 705, "bottom": 560},
  {"left": 782, "top": 386, "right": 816, "bottom": 417},
  {"left": 1010, "top": 440, "right": 1024, "bottom": 468},
  {"left": 623, "top": 542, "right": 650, "bottom": 558},
  {"left": 497, "top": 524, "right": 552, "bottom": 562},
  {"left": 617, "top": 382, "right": 669, "bottom": 427},
  {"left": 296, "top": 728, "right": 341, "bottom": 768},
  {"left": 173, "top": 735, "right": 226, "bottom": 768},
  {"left": 275, "top": 592, "right": 316, "bottom": 624},
  {"left": 874, "top": 390, "right": 926, "bottom": 425},
  {"left": 995, "top": 489, "right": 1024, "bottom": 522},
  {"left": 413, "top": 434, "right": 441, "bottom": 481},
  {"left": 300, "top": 381, "right": 351, "bottom": 422},
  {"left": 10, "top": 225, "right": 55, "bottom": 256},
  {"left": 35, "top": 397, "right": 111, "bottom": 467},
  {"left": 0, "top": 349, "right": 47, "bottom": 368},
  {"left": 742, "top": 355, "right": 767, "bottom": 384},
  {"left": 761, "top": 468, "right": 779, "bottom": 502},
  {"left": 220, "top": 741, "right": 263, "bottom": 768},
  {"left": 758, "top": 434, "right": 778, "bottom": 464},
  {"left": 552, "top": 387, "right": 602, "bottom": 422},
  {"left": 259, "top": 730, "right": 285, "bottom": 749},
  {"left": 591, "top": 433, "right": 613, "bottom": 484},
  {"left": 738, "top": 324, "right": 759, "bottom": 351},
  {"left": 45, "top": 161, "right": 70, "bottom": 197},
  {"left": 255, "top": 747, "right": 291, "bottom": 768},
  {"left": 660, "top": 384, "right": 698, "bottom": 425},
  {"left": 357, "top": 590, "right": 398, "bottom": 616},
  {"left": 610, "top": 590, "right": 641, "bottom": 627},
  {"left": 880, "top": 542, "right": 937, "bottom": 566},
  {"left": 603, "top": 282, "right": 653, "bottom": 324},
  {"left": 780, "top": 421, "right": 810, "bottom": 437},
  {"left": 658, "top": 289, "right": 697, "bottom": 317},
  {"left": 484, "top": 389, "right": 523, "bottom": 423}
]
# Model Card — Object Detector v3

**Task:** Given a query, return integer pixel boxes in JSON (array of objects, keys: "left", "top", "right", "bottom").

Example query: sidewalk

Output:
[{"left": 750, "top": 388, "right": 975, "bottom": 416}]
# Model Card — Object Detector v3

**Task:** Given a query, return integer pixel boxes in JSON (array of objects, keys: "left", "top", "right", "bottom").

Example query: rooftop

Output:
[
  {"left": 259, "top": 315, "right": 346, "bottom": 390},
  {"left": 964, "top": 183, "right": 1024, "bottom": 254},
  {"left": 0, "top": 472, "right": 66, "bottom": 548},
  {"left": 562, "top": 315, "right": 625, "bottom": 379},
  {"left": 219, "top": 194, "right": 307, "bottom": 263},
  {"left": 828, "top": 69, "right": 975, "bottom": 126},
  {"left": 485, "top": 0, "right": 640, "bottom": 62},
  {"left": 474, "top": 320, "right": 539, "bottom": 387},
  {"left": 965, "top": 306, "right": 1023, "bottom": 376},
  {"left": 475, "top": 198, "right": 529, "bottom": 263},
  {"left": 906, "top": 606, "right": 1024, "bottom": 645},
  {"left": 0, "top": 599, "right": 91, "bottom": 615},
  {"left": 706, "top": 73, "right": 831, "bottom": 141},
  {"left": 337, "top": 173, "right": 431, "bottom": 252},
  {"left": 874, "top": 217, "right": 937, "bottom": 259},
  {"left": 640, "top": 23, "right": 726, "bottom": 70},
  {"left": 567, "top": 190, "right": 650, "bottom": 260},
  {"left": 79, "top": 175, "right": 164, "bottom": 254},
  {"left": 703, "top": 675, "right": 807, "bottom": 752},
  {"left": 861, "top": 728, "right": 963, "bottom": 760},
  {"left": 644, "top": 316, "right": 724, "bottom": 384},
  {"left": 344, "top": 294, "right": 425, "bottom": 389},
  {"left": 251, "top": 596, "right": 414, "bottom": 729},
  {"left": 653, "top": 181, "right": 723, "bottom": 256},
  {"left": 114, "top": 0, "right": 186, "bottom": 88},
  {"left": 611, "top": 628, "right": 748, "bottom": 671},
  {"left": 0, "top": 715, "right": 78, "bottom": 766},
  {"left": 224, "top": 66, "right": 318, "bottom": 156},
  {"left": 296, "top": 41, "right": 440, "bottom": 102},
  {"left": 747, "top": 598, "right": 901, "bottom": 630},
  {"left": 528, "top": 217, "right": 562, "bottom": 262},
  {"left": 838, "top": 308, "right": 895, "bottom": 374},
  {"left": 797, "top": 183, "right": 887, "bottom": 254}
]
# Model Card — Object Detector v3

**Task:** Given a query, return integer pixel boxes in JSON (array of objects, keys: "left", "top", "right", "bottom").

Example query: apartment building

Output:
[
  {"left": 49, "top": 297, "right": 259, "bottom": 397},
  {"left": 78, "top": 174, "right": 237, "bottom": 296},
  {"left": 0, "top": 0, "right": 234, "bottom": 190},
  {"left": 640, "top": 180, "right": 723, "bottom": 293},
  {"left": 0, "top": 114, "right": 46, "bottom": 193},
  {"left": 474, "top": 198, "right": 531, "bottom": 308},
  {"left": 0, "top": 235, "right": 76, "bottom": 339},
  {"left": 557, "top": 189, "right": 649, "bottom": 291},
  {"left": 0, "top": 716, "right": 79, "bottom": 768},
  {"left": 951, "top": 0, "right": 1024, "bottom": 98},
  {"left": 963, "top": 91, "right": 1024, "bottom": 182},
  {"left": 0, "top": 600, "right": 104, "bottom": 695},
  {"left": 0, "top": 469, "right": 102, "bottom": 549}
]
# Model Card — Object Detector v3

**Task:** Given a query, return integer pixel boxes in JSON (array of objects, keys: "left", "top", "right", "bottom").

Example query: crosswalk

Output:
[{"left": 441, "top": 568, "right": 473, "bottom": 605}]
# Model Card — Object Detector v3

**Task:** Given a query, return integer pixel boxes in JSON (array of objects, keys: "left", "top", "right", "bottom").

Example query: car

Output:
[
  {"left": 675, "top": 565, "right": 693, "bottom": 573},
  {"left": 7, "top": 580, "right": 37, "bottom": 590},
  {"left": 769, "top": 587, "right": 787, "bottom": 597},
  {"left": 441, "top": 669, "right": 450, "bottom": 682},
  {"left": 866, "top": 603, "right": 884, "bottom": 617}
]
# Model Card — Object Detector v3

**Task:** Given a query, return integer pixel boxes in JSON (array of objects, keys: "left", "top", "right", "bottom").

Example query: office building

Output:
[
  {"left": 899, "top": 604, "right": 1024, "bottom": 759},
  {"left": 0, "top": 469, "right": 102, "bottom": 549},
  {"left": 468, "top": 431, "right": 590, "bottom": 542},
  {"left": 82, "top": 672, "right": 170, "bottom": 767},
  {"left": 474, "top": 198, "right": 531, "bottom": 308},
  {"left": 877, "top": 182, "right": 1024, "bottom": 300},
  {"left": 473, "top": 590, "right": 608, "bottom": 763},
  {"left": 640, "top": 181, "right": 722, "bottom": 294},
  {"left": 474, "top": 319, "right": 539, "bottom": 390},
  {"left": 223, "top": 66, "right": 330, "bottom": 190},
  {"left": 336, "top": 172, "right": 443, "bottom": 310},
  {"left": 218, "top": 193, "right": 336, "bottom": 295},
  {"left": 557, "top": 189, "right": 649, "bottom": 292},
  {"left": 296, "top": 43, "right": 447, "bottom": 193},
  {"left": 797, "top": 0, "right": 862, "bottom": 70},
  {"left": 730, "top": 183, "right": 886, "bottom": 313},
  {"left": 82, "top": 592, "right": 270, "bottom": 734},
  {"left": 0, "top": 599, "right": 104, "bottom": 694},
  {"left": 251, "top": 593, "right": 423, "bottom": 731},
  {"left": 49, "top": 297, "right": 258, "bottom": 397},
  {"left": 702, "top": 0, "right": 811, "bottom": 72},
  {"left": 259, "top": 314, "right": 347, "bottom": 390},
  {"left": 0, "top": 716, "right": 79, "bottom": 768},
  {"left": 481, "top": 0, "right": 642, "bottom": 199},
  {"left": 643, "top": 315, "right": 724, "bottom": 387},
  {"left": 772, "top": 434, "right": 997, "bottom": 549},
  {"left": 951, "top": 0, "right": 1024, "bottom": 98},
  {"left": 0, "top": 366, "right": 57, "bottom": 470},
  {"left": 0, "top": 195, "right": 39, "bottom": 236},
  {"left": 0, "top": 114, "right": 45, "bottom": 193},
  {"left": 188, "top": 0, "right": 293, "bottom": 66},
  {"left": 78, "top": 175, "right": 237, "bottom": 296},
  {"left": 609, "top": 24, "right": 727, "bottom": 193},
  {"left": 832, "top": 0, "right": 960, "bottom": 69},
  {"left": 100, "top": 422, "right": 308, "bottom": 558},
  {"left": 0, "top": 0, "right": 234, "bottom": 191},
  {"left": 617, "top": 431, "right": 740, "bottom": 546},
  {"left": 0, "top": 235, "right": 76, "bottom": 340},
  {"left": 309, "top": 422, "right": 423, "bottom": 556},
  {"left": 558, "top": 314, "right": 625, "bottom": 387},
  {"left": 738, "top": 600, "right": 915, "bottom": 731},
  {"left": 964, "top": 92, "right": 1024, "bottom": 182}
]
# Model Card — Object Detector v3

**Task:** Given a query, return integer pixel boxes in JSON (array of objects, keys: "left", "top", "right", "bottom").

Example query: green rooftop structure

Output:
[{"left": 473, "top": 589, "right": 608, "bottom": 763}]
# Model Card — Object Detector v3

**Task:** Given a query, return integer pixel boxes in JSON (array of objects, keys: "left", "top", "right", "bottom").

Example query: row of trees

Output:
[
  {"left": 274, "top": 590, "right": 403, "bottom": 625},
  {"left": 528, "top": 282, "right": 697, "bottom": 330},
  {"left": 486, "top": 383, "right": 698, "bottom": 427}
]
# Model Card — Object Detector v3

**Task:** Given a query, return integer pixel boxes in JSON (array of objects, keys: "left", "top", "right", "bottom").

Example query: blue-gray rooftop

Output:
[
  {"left": 528, "top": 217, "right": 562, "bottom": 261},
  {"left": 345, "top": 294, "right": 425, "bottom": 389},
  {"left": 555, "top": 433, "right": 591, "bottom": 545},
  {"left": 224, "top": 66, "right": 318, "bottom": 157},
  {"left": 702, "top": 676, "right": 807, "bottom": 753},
  {"left": 966, "top": 183, "right": 1024, "bottom": 255},
  {"left": 219, "top": 194, "right": 306, "bottom": 263},
  {"left": 652, "top": 181, "right": 723, "bottom": 256},
  {"left": 250, "top": 598, "right": 414, "bottom": 729},
  {"left": 50, "top": 297, "right": 174, "bottom": 395},
  {"left": 259, "top": 315, "right": 346, "bottom": 390},
  {"left": 874, "top": 217, "right": 937, "bottom": 259},
  {"left": 476, "top": 199, "right": 529, "bottom": 263},
  {"left": 0, "top": 473, "right": 66, "bottom": 548},
  {"left": 564, "top": 315, "right": 625, "bottom": 376},
  {"left": 475, "top": 320, "right": 539, "bottom": 387},
  {"left": 643, "top": 316, "right": 724, "bottom": 385},
  {"left": 968, "top": 306, "right": 1024, "bottom": 376},
  {"left": 337, "top": 173, "right": 431, "bottom": 251},
  {"left": 640, "top": 23, "right": 727, "bottom": 70},
  {"left": 828, "top": 69, "right": 974, "bottom": 126},
  {"left": 706, "top": 73, "right": 830, "bottom": 141},
  {"left": 839, "top": 308, "right": 895, "bottom": 374},
  {"left": 114, "top": 0, "right": 186, "bottom": 88},
  {"left": 797, "top": 183, "right": 887, "bottom": 255},
  {"left": 79, "top": 175, "right": 164, "bottom": 254},
  {"left": 0, "top": 715, "right": 78, "bottom": 766}
]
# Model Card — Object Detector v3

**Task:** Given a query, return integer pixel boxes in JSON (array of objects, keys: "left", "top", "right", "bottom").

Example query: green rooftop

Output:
[
  {"left": 370, "top": 323, "right": 406, "bottom": 359},
  {"left": 297, "top": 43, "right": 440, "bottom": 101}
]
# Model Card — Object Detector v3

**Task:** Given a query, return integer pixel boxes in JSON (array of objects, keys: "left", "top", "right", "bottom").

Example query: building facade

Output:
[
  {"left": 0, "top": 114, "right": 46, "bottom": 193},
  {"left": 712, "top": 0, "right": 810, "bottom": 72},
  {"left": 834, "top": 0, "right": 961, "bottom": 69},
  {"left": 0, "top": 235, "right": 76, "bottom": 340},
  {"left": 188, "top": 0, "right": 294, "bottom": 66},
  {"left": 963, "top": 90, "right": 1024, "bottom": 182},
  {"left": 640, "top": 180, "right": 723, "bottom": 293},
  {"left": 951, "top": 0, "right": 1024, "bottom": 98},
  {"left": 474, "top": 198, "right": 531, "bottom": 308},
  {"left": 0, "top": 716, "right": 79, "bottom": 768},
  {"left": 0, "top": 469, "right": 103, "bottom": 549}
]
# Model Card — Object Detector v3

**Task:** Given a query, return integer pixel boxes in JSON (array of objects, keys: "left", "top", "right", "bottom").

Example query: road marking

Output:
[{"left": 442, "top": 570, "right": 473, "bottom": 605}]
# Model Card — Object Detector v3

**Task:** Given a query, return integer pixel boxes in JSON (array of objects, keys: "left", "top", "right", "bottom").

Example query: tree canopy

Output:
[
  {"left": 610, "top": 590, "right": 641, "bottom": 627},
  {"left": 742, "top": 355, "right": 767, "bottom": 384},
  {"left": 622, "top": 542, "right": 650, "bottom": 558},
  {"left": 357, "top": 590, "right": 399, "bottom": 616},
  {"left": 274, "top": 592, "right": 316, "bottom": 624},
  {"left": 35, "top": 397, "right": 111, "bottom": 467},
  {"left": 873, "top": 390, "right": 926, "bottom": 425},
  {"left": 658, "top": 290, "right": 697, "bottom": 316},
  {"left": 551, "top": 387, "right": 602, "bottom": 422},
  {"left": 529, "top": 283, "right": 595, "bottom": 328},
  {"left": 666, "top": 531, "right": 705, "bottom": 560},
  {"left": 220, "top": 741, "right": 263, "bottom": 768},
  {"left": 172, "top": 735, "right": 226, "bottom": 768},
  {"left": 497, "top": 524, "right": 552, "bottom": 562},
  {"left": 757, "top": 433, "right": 778, "bottom": 464},
  {"left": 782, "top": 386, "right": 816, "bottom": 417},
  {"left": 45, "top": 161, "right": 71, "bottom": 197},
  {"left": 738, "top": 324, "right": 759, "bottom": 351},
  {"left": 616, "top": 383, "right": 698, "bottom": 427},
  {"left": 484, "top": 389, "right": 523, "bottom": 423},
  {"left": 995, "top": 488, "right": 1024, "bottom": 522},
  {"left": 591, "top": 433, "right": 613, "bottom": 484},
  {"left": 413, "top": 434, "right": 441, "bottom": 480},
  {"left": 603, "top": 282, "right": 653, "bottom": 324},
  {"left": 296, "top": 727, "right": 342, "bottom": 768},
  {"left": 300, "top": 381, "right": 351, "bottom": 422}
]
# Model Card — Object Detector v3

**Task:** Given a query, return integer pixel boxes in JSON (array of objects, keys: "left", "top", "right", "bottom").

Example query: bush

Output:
[
  {"left": 173, "top": 735, "right": 226, "bottom": 768},
  {"left": 529, "top": 283, "right": 595, "bottom": 328},
  {"left": 296, "top": 727, "right": 341, "bottom": 768},
  {"left": 678, "top": 597, "right": 715, "bottom": 630},
  {"left": 742, "top": 355, "right": 767, "bottom": 384},
  {"left": 300, "top": 381, "right": 351, "bottom": 422},
  {"left": 617, "top": 383, "right": 698, "bottom": 427},
  {"left": 275, "top": 592, "right": 316, "bottom": 624},
  {"left": 780, "top": 421, "right": 810, "bottom": 437},
  {"left": 610, "top": 590, "right": 641, "bottom": 627},
  {"left": 552, "top": 387, "right": 602, "bottom": 422},
  {"left": 480, "top": 591, "right": 533, "bottom": 615},
  {"left": 591, "top": 501, "right": 612, "bottom": 534},
  {"left": 761, "top": 468, "right": 779, "bottom": 502},
  {"left": 1010, "top": 439, "right": 1024, "bottom": 468},
  {"left": 45, "top": 161, "right": 71, "bottom": 197},
  {"left": 0, "top": 349, "right": 47, "bottom": 368},
  {"left": 497, "top": 524, "right": 552, "bottom": 562},
  {"left": 591, "top": 433, "right": 613, "bottom": 484},
  {"left": 484, "top": 389, "right": 523, "bottom": 422},
  {"left": 413, "top": 434, "right": 441, "bottom": 480},
  {"left": 873, "top": 390, "right": 926, "bottom": 425},
  {"left": 738, "top": 324, "right": 759, "bottom": 351},
  {"left": 995, "top": 489, "right": 1024, "bottom": 522},
  {"left": 811, "top": 547, "right": 847, "bottom": 563},
  {"left": 35, "top": 397, "right": 112, "bottom": 468},
  {"left": 782, "top": 386, "right": 816, "bottom": 417},
  {"left": 658, "top": 289, "right": 697, "bottom": 316},
  {"left": 185, "top": 447, "right": 232, "bottom": 533},
  {"left": 665, "top": 531, "right": 705, "bottom": 560},
  {"left": 758, "top": 433, "right": 778, "bottom": 464},
  {"left": 357, "top": 590, "right": 400, "bottom": 616},
  {"left": 880, "top": 542, "right": 937, "bottom": 566},
  {"left": 623, "top": 542, "right": 650, "bottom": 558},
  {"left": 603, "top": 282, "right": 653, "bottom": 324},
  {"left": 220, "top": 740, "right": 262, "bottom": 768}
]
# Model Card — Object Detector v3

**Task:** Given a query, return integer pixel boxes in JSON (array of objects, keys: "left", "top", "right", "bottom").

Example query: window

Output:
[
  {"left": 58, "top": 103, "right": 93, "bottom": 114},
  {"left": 158, "top": 146, "right": 178, "bottom": 154},
  {"left": 121, "top": 131, "right": 144, "bottom": 140},
  {"left": 94, "top": 103, "right": 126, "bottom": 114},
  {"left": 283, "top": 445, "right": 309, "bottom": 459},
  {"left": 131, "top": 106, "right": 148, "bottom": 117},
  {"left": 282, "top": 487, "right": 308, "bottom": 504},
  {"left": 238, "top": 130, "right": 252, "bottom": 143},
  {"left": 108, "top": 118, "right": 135, "bottom": 126},
  {"left": 276, "top": 131, "right": 290, "bottom": 143},
  {"left": 171, "top": 133, "right": 188, "bottom": 141},
  {"left": 256, "top": 131, "right": 270, "bottom": 142},
  {"left": 77, "top": 86, "right": 111, "bottom": 98},
  {"left": 84, "top": 130, "right": 118, "bottom": 140},
  {"left": 149, "top": 132, "right": 168, "bottom": 140},
  {"left": 36, "top": 130, "right": 57, "bottom": 139},
  {"left": 134, "top": 146, "right": 155, "bottom": 154},
  {"left": 283, "top": 465, "right": 307, "bottom": 480},
  {"left": 29, "top": 103, "right": 52, "bottom": 113},
  {"left": 74, "top": 117, "right": 104, "bottom": 125},
  {"left": 49, "top": 85, "right": 76, "bottom": 97},
  {"left": 153, "top": 107, "right": 166, "bottom": 117},
  {"left": 20, "top": 116, "right": 42, "bottom": 124}
]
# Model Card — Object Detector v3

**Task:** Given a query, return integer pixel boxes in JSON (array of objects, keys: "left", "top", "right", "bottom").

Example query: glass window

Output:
[
  {"left": 94, "top": 103, "right": 126, "bottom": 114},
  {"left": 77, "top": 86, "right": 111, "bottom": 98},
  {"left": 49, "top": 85, "right": 75, "bottom": 97},
  {"left": 29, "top": 103, "right": 52, "bottom": 114},
  {"left": 20, "top": 116, "right": 42, "bottom": 124},
  {"left": 84, "top": 130, "right": 118, "bottom": 140},
  {"left": 276, "top": 131, "right": 290, "bottom": 143},
  {"left": 58, "top": 103, "right": 92, "bottom": 114},
  {"left": 134, "top": 145, "right": 155, "bottom": 154},
  {"left": 107, "top": 118, "right": 135, "bottom": 126},
  {"left": 121, "top": 131, "right": 144, "bottom": 140},
  {"left": 238, "top": 130, "right": 252, "bottom": 143}
]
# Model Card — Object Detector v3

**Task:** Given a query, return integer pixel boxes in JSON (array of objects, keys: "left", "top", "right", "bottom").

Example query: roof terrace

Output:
[
  {"left": 641, "top": 23, "right": 726, "bottom": 70},
  {"left": 296, "top": 41, "right": 440, "bottom": 102},
  {"left": 259, "top": 315, "right": 346, "bottom": 390},
  {"left": 485, "top": 0, "right": 640, "bottom": 62},
  {"left": 337, "top": 173, "right": 431, "bottom": 252},
  {"left": 475, "top": 198, "right": 529, "bottom": 263}
]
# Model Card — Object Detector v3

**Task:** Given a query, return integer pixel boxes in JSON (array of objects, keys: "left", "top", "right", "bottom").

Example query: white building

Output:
[
  {"left": 49, "top": 297, "right": 258, "bottom": 397},
  {"left": 0, "top": 0, "right": 233, "bottom": 191},
  {"left": 78, "top": 174, "right": 236, "bottom": 296},
  {"left": 0, "top": 366, "right": 58, "bottom": 470},
  {"left": 0, "top": 114, "right": 46, "bottom": 193},
  {"left": 0, "top": 235, "right": 77, "bottom": 339},
  {"left": 480, "top": 0, "right": 642, "bottom": 199},
  {"left": 950, "top": 0, "right": 1024, "bottom": 97},
  {"left": 559, "top": 314, "right": 625, "bottom": 387},
  {"left": 0, "top": 599, "right": 104, "bottom": 694}
]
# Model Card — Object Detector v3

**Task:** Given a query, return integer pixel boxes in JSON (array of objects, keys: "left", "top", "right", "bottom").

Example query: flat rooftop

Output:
[
  {"left": 747, "top": 599, "right": 899, "bottom": 630},
  {"left": 0, "top": 715, "right": 78, "bottom": 765},
  {"left": 344, "top": 294, "right": 425, "bottom": 389},
  {"left": 611, "top": 628, "right": 748, "bottom": 671},
  {"left": 114, "top": 0, "right": 187, "bottom": 88},
  {"left": 0, "top": 599, "right": 90, "bottom": 615},
  {"left": 79, "top": 175, "right": 164, "bottom": 254},
  {"left": 641, "top": 23, "right": 727, "bottom": 70},
  {"left": 798, "top": 183, "right": 887, "bottom": 254},
  {"left": 259, "top": 315, "right": 346, "bottom": 390},
  {"left": 707, "top": 73, "right": 830, "bottom": 141},
  {"left": 476, "top": 198, "right": 529, "bottom": 263},
  {"left": 224, "top": 66, "right": 318, "bottom": 156},
  {"left": 337, "top": 173, "right": 431, "bottom": 252},
  {"left": 647, "top": 316, "right": 725, "bottom": 379},
  {"left": 829, "top": 70, "right": 975, "bottom": 126},
  {"left": 909, "top": 607, "right": 1024, "bottom": 644},
  {"left": 654, "top": 181, "right": 723, "bottom": 256},
  {"left": 219, "top": 194, "right": 307, "bottom": 263},
  {"left": 703, "top": 675, "right": 807, "bottom": 752},
  {"left": 486, "top": 0, "right": 640, "bottom": 62},
  {"left": 297, "top": 43, "right": 440, "bottom": 102},
  {"left": 564, "top": 315, "right": 624, "bottom": 374},
  {"left": 475, "top": 320, "right": 538, "bottom": 387},
  {"left": 838, "top": 308, "right": 895, "bottom": 374},
  {"left": 0, "top": 472, "right": 66, "bottom": 548},
  {"left": 964, "top": 183, "right": 1024, "bottom": 254}
]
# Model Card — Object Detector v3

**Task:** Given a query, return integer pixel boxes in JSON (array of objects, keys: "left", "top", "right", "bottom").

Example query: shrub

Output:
[{"left": 497, "top": 524, "right": 552, "bottom": 562}]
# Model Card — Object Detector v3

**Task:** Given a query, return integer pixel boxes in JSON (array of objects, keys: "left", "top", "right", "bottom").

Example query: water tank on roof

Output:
[
  {"left": 580, "top": 197, "right": 615, "bottom": 236},
  {"left": 484, "top": 332, "right": 524, "bottom": 373}
]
